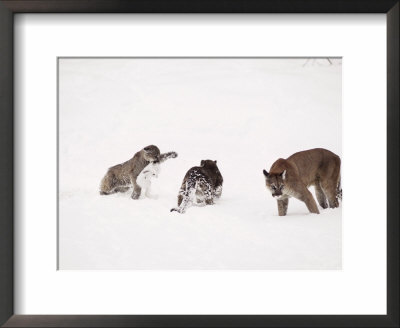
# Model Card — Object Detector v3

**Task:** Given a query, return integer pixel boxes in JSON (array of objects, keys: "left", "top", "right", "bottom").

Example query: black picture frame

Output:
[{"left": 0, "top": 1, "right": 398, "bottom": 327}]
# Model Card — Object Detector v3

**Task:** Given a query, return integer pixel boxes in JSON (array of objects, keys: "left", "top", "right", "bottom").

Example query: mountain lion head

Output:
[{"left": 263, "top": 169, "right": 287, "bottom": 199}]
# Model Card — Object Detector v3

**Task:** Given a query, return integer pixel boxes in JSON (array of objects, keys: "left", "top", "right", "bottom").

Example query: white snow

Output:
[{"left": 59, "top": 58, "right": 342, "bottom": 270}]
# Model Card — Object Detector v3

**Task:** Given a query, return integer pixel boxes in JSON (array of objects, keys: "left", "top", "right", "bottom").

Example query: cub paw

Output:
[
  {"left": 171, "top": 152, "right": 178, "bottom": 158},
  {"left": 205, "top": 199, "right": 215, "bottom": 205},
  {"left": 131, "top": 192, "right": 140, "bottom": 200}
]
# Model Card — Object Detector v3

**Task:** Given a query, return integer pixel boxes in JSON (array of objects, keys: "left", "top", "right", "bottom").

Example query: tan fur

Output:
[
  {"left": 263, "top": 148, "right": 341, "bottom": 216},
  {"left": 100, "top": 145, "right": 177, "bottom": 199}
]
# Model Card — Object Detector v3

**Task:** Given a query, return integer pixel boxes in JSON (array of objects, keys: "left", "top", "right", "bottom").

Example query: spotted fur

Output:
[{"left": 171, "top": 160, "right": 223, "bottom": 214}]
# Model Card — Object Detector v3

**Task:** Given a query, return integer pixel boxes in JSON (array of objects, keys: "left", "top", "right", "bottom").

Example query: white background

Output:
[{"left": 15, "top": 14, "right": 386, "bottom": 314}]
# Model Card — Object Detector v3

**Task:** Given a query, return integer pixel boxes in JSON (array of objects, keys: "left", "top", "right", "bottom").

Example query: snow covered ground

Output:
[{"left": 58, "top": 58, "right": 342, "bottom": 270}]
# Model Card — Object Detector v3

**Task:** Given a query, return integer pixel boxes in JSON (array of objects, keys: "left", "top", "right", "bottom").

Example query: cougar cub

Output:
[
  {"left": 100, "top": 145, "right": 177, "bottom": 199},
  {"left": 171, "top": 160, "right": 223, "bottom": 214}
]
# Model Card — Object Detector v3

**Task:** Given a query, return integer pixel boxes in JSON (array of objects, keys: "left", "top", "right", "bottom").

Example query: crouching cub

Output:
[
  {"left": 263, "top": 148, "right": 341, "bottom": 216},
  {"left": 100, "top": 145, "right": 177, "bottom": 199},
  {"left": 171, "top": 160, "right": 223, "bottom": 214}
]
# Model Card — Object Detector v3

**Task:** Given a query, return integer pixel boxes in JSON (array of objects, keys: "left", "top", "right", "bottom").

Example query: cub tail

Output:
[{"left": 336, "top": 174, "right": 342, "bottom": 201}]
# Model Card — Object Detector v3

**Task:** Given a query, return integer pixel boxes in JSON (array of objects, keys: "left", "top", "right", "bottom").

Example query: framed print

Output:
[{"left": 0, "top": 1, "right": 398, "bottom": 327}]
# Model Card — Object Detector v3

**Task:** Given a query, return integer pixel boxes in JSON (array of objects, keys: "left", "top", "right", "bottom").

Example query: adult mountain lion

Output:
[{"left": 263, "top": 148, "right": 341, "bottom": 216}]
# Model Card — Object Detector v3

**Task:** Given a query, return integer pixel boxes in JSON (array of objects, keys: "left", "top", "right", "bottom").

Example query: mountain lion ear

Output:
[
  {"left": 214, "top": 160, "right": 217, "bottom": 164},
  {"left": 281, "top": 170, "right": 287, "bottom": 180},
  {"left": 200, "top": 160, "right": 205, "bottom": 166},
  {"left": 263, "top": 170, "right": 269, "bottom": 177}
]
